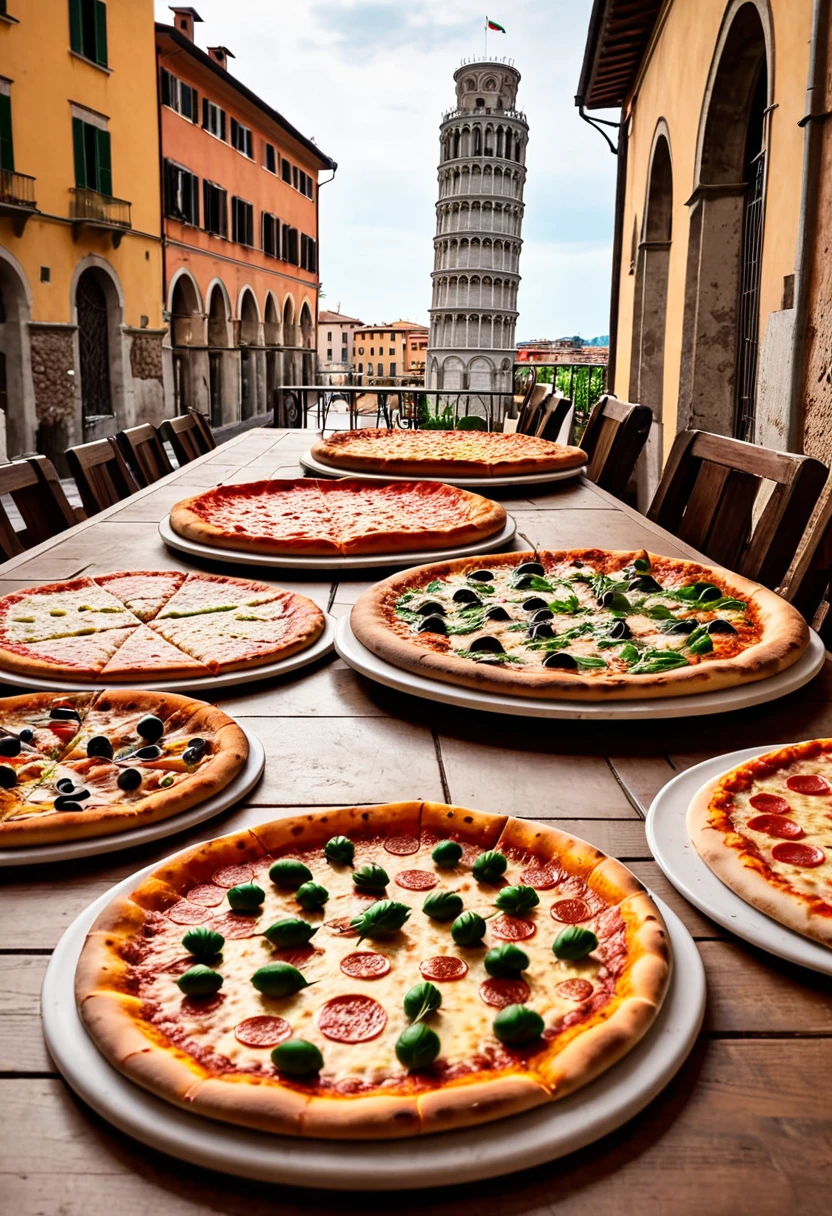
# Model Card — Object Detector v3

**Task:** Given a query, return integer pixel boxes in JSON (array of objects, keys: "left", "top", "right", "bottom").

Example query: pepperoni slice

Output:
[
  {"left": 210, "top": 912, "right": 261, "bottom": 939},
  {"left": 555, "top": 978, "right": 594, "bottom": 1002},
  {"left": 491, "top": 914, "right": 536, "bottom": 941},
  {"left": 212, "top": 863, "right": 255, "bottom": 888},
  {"left": 383, "top": 835, "right": 420, "bottom": 855},
  {"left": 181, "top": 993, "right": 224, "bottom": 1015},
  {"left": 340, "top": 951, "right": 391, "bottom": 979},
  {"left": 520, "top": 864, "right": 558, "bottom": 890},
  {"left": 272, "top": 945, "right": 322, "bottom": 968},
  {"left": 317, "top": 994, "right": 388, "bottom": 1043},
  {"left": 167, "top": 901, "right": 213, "bottom": 925},
  {"left": 235, "top": 1015, "right": 292, "bottom": 1048},
  {"left": 419, "top": 956, "right": 469, "bottom": 982},
  {"left": 478, "top": 977, "right": 531, "bottom": 1008},
  {"left": 394, "top": 869, "right": 438, "bottom": 891},
  {"left": 186, "top": 884, "right": 226, "bottom": 907},
  {"left": 771, "top": 842, "right": 826, "bottom": 868},
  {"left": 551, "top": 898, "right": 591, "bottom": 923},
  {"left": 785, "top": 774, "right": 831, "bottom": 796},
  {"left": 324, "top": 916, "right": 358, "bottom": 937},
  {"left": 747, "top": 814, "right": 805, "bottom": 840},
  {"left": 749, "top": 792, "right": 791, "bottom": 815}
]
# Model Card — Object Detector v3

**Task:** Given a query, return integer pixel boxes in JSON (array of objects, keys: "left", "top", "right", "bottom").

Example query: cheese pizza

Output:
[
  {"left": 310, "top": 428, "right": 587, "bottom": 478},
  {"left": 688, "top": 739, "right": 832, "bottom": 946},
  {"left": 350, "top": 549, "right": 808, "bottom": 701},
  {"left": 169, "top": 478, "right": 507, "bottom": 557},
  {"left": 76, "top": 802, "right": 670, "bottom": 1139}
]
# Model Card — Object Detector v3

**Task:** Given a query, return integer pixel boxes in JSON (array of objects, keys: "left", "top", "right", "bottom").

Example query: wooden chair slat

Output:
[
  {"left": 116, "top": 424, "right": 174, "bottom": 488},
  {"left": 65, "top": 438, "right": 140, "bottom": 517},
  {"left": 158, "top": 412, "right": 216, "bottom": 466},
  {"left": 674, "top": 461, "right": 731, "bottom": 551},
  {"left": 0, "top": 456, "right": 82, "bottom": 560},
  {"left": 580, "top": 395, "right": 652, "bottom": 500}
]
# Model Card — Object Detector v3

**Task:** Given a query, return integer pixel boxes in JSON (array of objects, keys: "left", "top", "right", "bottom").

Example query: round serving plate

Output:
[
  {"left": 43, "top": 873, "right": 703, "bottom": 1190},
  {"left": 0, "top": 614, "right": 336, "bottom": 696},
  {"left": 159, "top": 513, "right": 519, "bottom": 571},
  {"left": 335, "top": 614, "right": 826, "bottom": 721},
  {"left": 647, "top": 745, "right": 832, "bottom": 976},
  {"left": 0, "top": 727, "right": 264, "bottom": 868},
  {"left": 300, "top": 449, "right": 588, "bottom": 488}
]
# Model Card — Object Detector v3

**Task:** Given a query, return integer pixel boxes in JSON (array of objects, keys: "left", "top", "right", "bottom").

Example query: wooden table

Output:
[{"left": 2, "top": 428, "right": 830, "bottom": 1214}]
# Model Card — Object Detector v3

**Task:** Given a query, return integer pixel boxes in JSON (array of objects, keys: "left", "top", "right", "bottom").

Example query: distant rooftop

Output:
[{"left": 319, "top": 310, "right": 364, "bottom": 324}]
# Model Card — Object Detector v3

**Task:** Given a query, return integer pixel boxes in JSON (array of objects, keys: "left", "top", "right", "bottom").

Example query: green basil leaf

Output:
[
  {"left": 645, "top": 603, "right": 673, "bottom": 620},
  {"left": 634, "top": 558, "right": 651, "bottom": 573},
  {"left": 629, "top": 651, "right": 690, "bottom": 674},
  {"left": 688, "top": 633, "right": 714, "bottom": 655},
  {"left": 548, "top": 594, "right": 580, "bottom": 614},
  {"left": 574, "top": 655, "right": 607, "bottom": 670},
  {"left": 619, "top": 643, "right": 640, "bottom": 664},
  {"left": 425, "top": 580, "right": 444, "bottom": 593},
  {"left": 609, "top": 593, "right": 633, "bottom": 615}
]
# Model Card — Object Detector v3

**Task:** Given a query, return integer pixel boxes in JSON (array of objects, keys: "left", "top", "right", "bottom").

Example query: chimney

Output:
[
  {"left": 207, "top": 46, "right": 235, "bottom": 71},
  {"left": 169, "top": 7, "right": 203, "bottom": 41}
]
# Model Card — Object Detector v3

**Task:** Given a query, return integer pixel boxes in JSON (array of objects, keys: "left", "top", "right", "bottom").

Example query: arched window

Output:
[
  {"left": 473, "top": 126, "right": 482, "bottom": 156},
  {"left": 453, "top": 129, "right": 460, "bottom": 158}
]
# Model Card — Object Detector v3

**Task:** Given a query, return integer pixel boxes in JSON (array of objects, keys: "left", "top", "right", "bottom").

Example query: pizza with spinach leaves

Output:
[{"left": 350, "top": 550, "right": 808, "bottom": 700}]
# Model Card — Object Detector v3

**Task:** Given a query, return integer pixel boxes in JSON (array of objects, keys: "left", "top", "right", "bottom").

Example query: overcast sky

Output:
[{"left": 154, "top": 0, "right": 617, "bottom": 340}]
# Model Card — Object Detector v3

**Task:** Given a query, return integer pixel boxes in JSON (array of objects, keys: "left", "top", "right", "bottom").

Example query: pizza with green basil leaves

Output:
[
  {"left": 75, "top": 802, "right": 670, "bottom": 1138},
  {"left": 350, "top": 549, "right": 808, "bottom": 701}
]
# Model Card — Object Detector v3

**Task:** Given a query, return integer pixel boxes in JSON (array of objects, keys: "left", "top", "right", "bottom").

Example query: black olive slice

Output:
[
  {"left": 515, "top": 561, "right": 544, "bottom": 576},
  {"left": 452, "top": 588, "right": 482, "bottom": 605},
  {"left": 469, "top": 636, "right": 504, "bottom": 654},
  {"left": 50, "top": 707, "right": 80, "bottom": 722},
  {"left": 0, "top": 765, "right": 16, "bottom": 789},
  {"left": 54, "top": 799, "right": 84, "bottom": 813},
  {"left": 530, "top": 608, "right": 554, "bottom": 623},
  {"left": 183, "top": 746, "right": 203, "bottom": 765},
  {"left": 529, "top": 623, "right": 555, "bottom": 640},
  {"left": 56, "top": 777, "right": 75, "bottom": 794},
  {"left": 484, "top": 606, "right": 512, "bottom": 622},
  {"left": 544, "top": 652, "right": 578, "bottom": 670},
  {"left": 665, "top": 620, "right": 697, "bottom": 635},
  {"left": 187, "top": 737, "right": 208, "bottom": 756},
  {"left": 468, "top": 570, "right": 494, "bottom": 582},
  {"left": 607, "top": 619, "right": 632, "bottom": 640},
  {"left": 598, "top": 590, "right": 617, "bottom": 608},
  {"left": 513, "top": 575, "right": 538, "bottom": 590},
  {"left": 522, "top": 597, "right": 548, "bottom": 611},
  {"left": 0, "top": 736, "right": 20, "bottom": 757},
  {"left": 18, "top": 728, "right": 34, "bottom": 744},
  {"left": 415, "top": 600, "right": 447, "bottom": 616},
  {"left": 135, "top": 745, "right": 162, "bottom": 760},
  {"left": 706, "top": 619, "right": 738, "bottom": 635},
  {"left": 417, "top": 615, "right": 448, "bottom": 634},
  {"left": 87, "top": 735, "right": 114, "bottom": 760},
  {"left": 627, "top": 576, "right": 663, "bottom": 593},
  {"left": 117, "top": 768, "right": 142, "bottom": 792}
]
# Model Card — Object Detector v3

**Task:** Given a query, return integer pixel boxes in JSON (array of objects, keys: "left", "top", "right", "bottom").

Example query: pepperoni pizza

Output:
[{"left": 76, "top": 802, "right": 670, "bottom": 1139}]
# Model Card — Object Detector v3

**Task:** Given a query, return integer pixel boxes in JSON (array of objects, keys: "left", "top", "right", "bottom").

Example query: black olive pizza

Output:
[
  {"left": 350, "top": 549, "right": 808, "bottom": 701},
  {"left": 76, "top": 802, "right": 670, "bottom": 1139},
  {"left": 0, "top": 691, "right": 248, "bottom": 846}
]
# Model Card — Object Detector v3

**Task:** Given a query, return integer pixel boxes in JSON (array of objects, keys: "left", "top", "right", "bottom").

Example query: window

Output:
[
  {"left": 390, "top": 363, "right": 396, "bottom": 376},
  {"left": 164, "top": 160, "right": 199, "bottom": 225},
  {"left": 292, "top": 165, "right": 299, "bottom": 190},
  {"left": 358, "top": 362, "right": 363, "bottom": 373},
  {"left": 265, "top": 142, "right": 277, "bottom": 174},
  {"left": 160, "top": 69, "right": 198, "bottom": 121},
  {"left": 230, "top": 118, "right": 253, "bottom": 158},
  {"left": 231, "top": 196, "right": 254, "bottom": 246},
  {"left": 0, "top": 87, "right": 13, "bottom": 173},
  {"left": 69, "top": 0, "right": 108, "bottom": 68},
  {"left": 358, "top": 347, "right": 364, "bottom": 355},
  {"left": 389, "top": 348, "right": 394, "bottom": 356},
  {"left": 202, "top": 99, "right": 226, "bottom": 141},
  {"left": 300, "top": 234, "right": 317, "bottom": 272},
  {"left": 72, "top": 116, "right": 111, "bottom": 194},
  {"left": 370, "top": 348, "right": 374, "bottom": 356},
  {"left": 281, "top": 159, "right": 291, "bottom": 184},
  {"left": 262, "top": 212, "right": 279, "bottom": 257},
  {"left": 203, "top": 180, "right": 228, "bottom": 236},
  {"left": 282, "top": 225, "right": 298, "bottom": 264},
  {"left": 326, "top": 349, "right": 332, "bottom": 360}
]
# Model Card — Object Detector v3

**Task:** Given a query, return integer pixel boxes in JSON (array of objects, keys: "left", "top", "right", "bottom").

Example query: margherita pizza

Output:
[
  {"left": 311, "top": 428, "right": 586, "bottom": 478},
  {"left": 350, "top": 549, "right": 808, "bottom": 701},
  {"left": 688, "top": 739, "right": 832, "bottom": 946},
  {"left": 76, "top": 802, "right": 670, "bottom": 1138},
  {"left": 0, "top": 690, "right": 248, "bottom": 846},
  {"left": 0, "top": 572, "right": 324, "bottom": 682},
  {"left": 170, "top": 478, "right": 506, "bottom": 557}
]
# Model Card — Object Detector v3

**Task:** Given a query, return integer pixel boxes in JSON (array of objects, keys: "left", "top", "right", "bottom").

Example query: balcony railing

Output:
[
  {"left": 0, "top": 169, "right": 36, "bottom": 208},
  {"left": 442, "top": 107, "right": 527, "bottom": 123},
  {"left": 70, "top": 187, "right": 132, "bottom": 229}
]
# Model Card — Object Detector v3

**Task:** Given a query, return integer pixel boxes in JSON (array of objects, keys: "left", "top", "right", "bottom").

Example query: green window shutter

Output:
[
  {"left": 72, "top": 116, "right": 87, "bottom": 187},
  {"left": 94, "top": 1, "right": 108, "bottom": 67},
  {"left": 161, "top": 69, "right": 171, "bottom": 107},
  {"left": 69, "top": 0, "right": 83, "bottom": 54},
  {"left": 95, "top": 127, "right": 112, "bottom": 195},
  {"left": 0, "top": 95, "right": 14, "bottom": 173}
]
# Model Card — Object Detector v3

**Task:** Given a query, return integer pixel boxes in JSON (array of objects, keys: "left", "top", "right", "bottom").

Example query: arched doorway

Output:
[
  {"left": 679, "top": 0, "right": 770, "bottom": 440},
  {"left": 239, "top": 289, "right": 260, "bottom": 421},
  {"left": 76, "top": 268, "right": 113, "bottom": 422},
  {"left": 169, "top": 272, "right": 202, "bottom": 414},
  {"left": 206, "top": 282, "right": 230, "bottom": 427},
  {"left": 299, "top": 301, "right": 313, "bottom": 349},
  {"left": 264, "top": 293, "right": 281, "bottom": 413},
  {"left": 0, "top": 253, "right": 35, "bottom": 459}
]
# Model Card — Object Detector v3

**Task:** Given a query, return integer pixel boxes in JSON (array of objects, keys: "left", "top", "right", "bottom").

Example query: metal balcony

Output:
[
  {"left": 0, "top": 169, "right": 37, "bottom": 233},
  {"left": 70, "top": 187, "right": 132, "bottom": 247}
]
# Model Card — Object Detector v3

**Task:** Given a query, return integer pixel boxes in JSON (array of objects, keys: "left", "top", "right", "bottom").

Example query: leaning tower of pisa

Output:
[{"left": 426, "top": 59, "right": 528, "bottom": 398}]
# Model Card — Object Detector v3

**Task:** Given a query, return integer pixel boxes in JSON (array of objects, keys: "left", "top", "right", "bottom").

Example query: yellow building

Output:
[
  {"left": 353, "top": 321, "right": 429, "bottom": 381},
  {"left": 577, "top": 0, "right": 828, "bottom": 498},
  {"left": 0, "top": 0, "right": 164, "bottom": 464}
]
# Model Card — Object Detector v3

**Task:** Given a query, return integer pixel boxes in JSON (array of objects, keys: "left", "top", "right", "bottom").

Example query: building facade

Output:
[
  {"left": 426, "top": 58, "right": 528, "bottom": 395},
  {"left": 318, "top": 308, "right": 363, "bottom": 374},
  {"left": 0, "top": 0, "right": 165, "bottom": 466},
  {"left": 157, "top": 9, "right": 335, "bottom": 427},
  {"left": 353, "top": 320, "right": 429, "bottom": 381},
  {"left": 577, "top": 0, "right": 832, "bottom": 495}
]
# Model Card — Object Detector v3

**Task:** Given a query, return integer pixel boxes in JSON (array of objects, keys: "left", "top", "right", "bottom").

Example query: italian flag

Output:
[{"left": 487, "top": 18, "right": 506, "bottom": 33}]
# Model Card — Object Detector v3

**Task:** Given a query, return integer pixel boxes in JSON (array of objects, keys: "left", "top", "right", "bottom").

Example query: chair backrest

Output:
[
  {"left": 0, "top": 456, "right": 83, "bottom": 561},
  {"left": 66, "top": 437, "right": 140, "bottom": 516},
  {"left": 187, "top": 408, "right": 217, "bottom": 451},
  {"left": 516, "top": 383, "right": 552, "bottom": 435},
  {"left": 158, "top": 412, "right": 215, "bottom": 465},
  {"left": 534, "top": 392, "right": 573, "bottom": 443},
  {"left": 116, "top": 424, "right": 174, "bottom": 488},
  {"left": 456, "top": 415, "right": 487, "bottom": 431},
  {"left": 580, "top": 395, "right": 653, "bottom": 499},
  {"left": 648, "top": 429, "right": 829, "bottom": 589}
]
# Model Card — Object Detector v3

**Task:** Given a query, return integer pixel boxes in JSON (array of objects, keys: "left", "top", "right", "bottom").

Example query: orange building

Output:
[
  {"left": 353, "top": 320, "right": 429, "bottom": 381},
  {"left": 157, "top": 9, "right": 335, "bottom": 425}
]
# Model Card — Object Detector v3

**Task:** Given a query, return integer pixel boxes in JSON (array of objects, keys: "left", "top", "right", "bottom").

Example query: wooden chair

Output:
[
  {"left": 116, "top": 424, "right": 174, "bottom": 488},
  {"left": 516, "top": 383, "right": 552, "bottom": 435},
  {"left": 648, "top": 429, "right": 828, "bottom": 590},
  {"left": 580, "top": 395, "right": 653, "bottom": 499},
  {"left": 533, "top": 392, "right": 573, "bottom": 443},
  {"left": 0, "top": 456, "right": 83, "bottom": 560},
  {"left": 158, "top": 411, "right": 216, "bottom": 466},
  {"left": 66, "top": 437, "right": 140, "bottom": 517}
]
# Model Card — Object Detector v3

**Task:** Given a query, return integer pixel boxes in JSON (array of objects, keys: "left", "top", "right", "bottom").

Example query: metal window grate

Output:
[{"left": 734, "top": 150, "right": 765, "bottom": 442}]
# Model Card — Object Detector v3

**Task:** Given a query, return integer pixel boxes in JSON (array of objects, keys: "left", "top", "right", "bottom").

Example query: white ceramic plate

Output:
[
  {"left": 159, "top": 513, "right": 519, "bottom": 571},
  {"left": 335, "top": 614, "right": 826, "bottom": 720},
  {"left": 43, "top": 879, "right": 703, "bottom": 1190},
  {"left": 0, "top": 728, "right": 264, "bottom": 868},
  {"left": 300, "top": 450, "right": 588, "bottom": 488},
  {"left": 647, "top": 745, "right": 832, "bottom": 976},
  {"left": 0, "top": 614, "right": 336, "bottom": 695}
]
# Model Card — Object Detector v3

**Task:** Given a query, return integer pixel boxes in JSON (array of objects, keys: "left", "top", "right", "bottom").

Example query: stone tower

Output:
[{"left": 426, "top": 58, "right": 528, "bottom": 398}]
